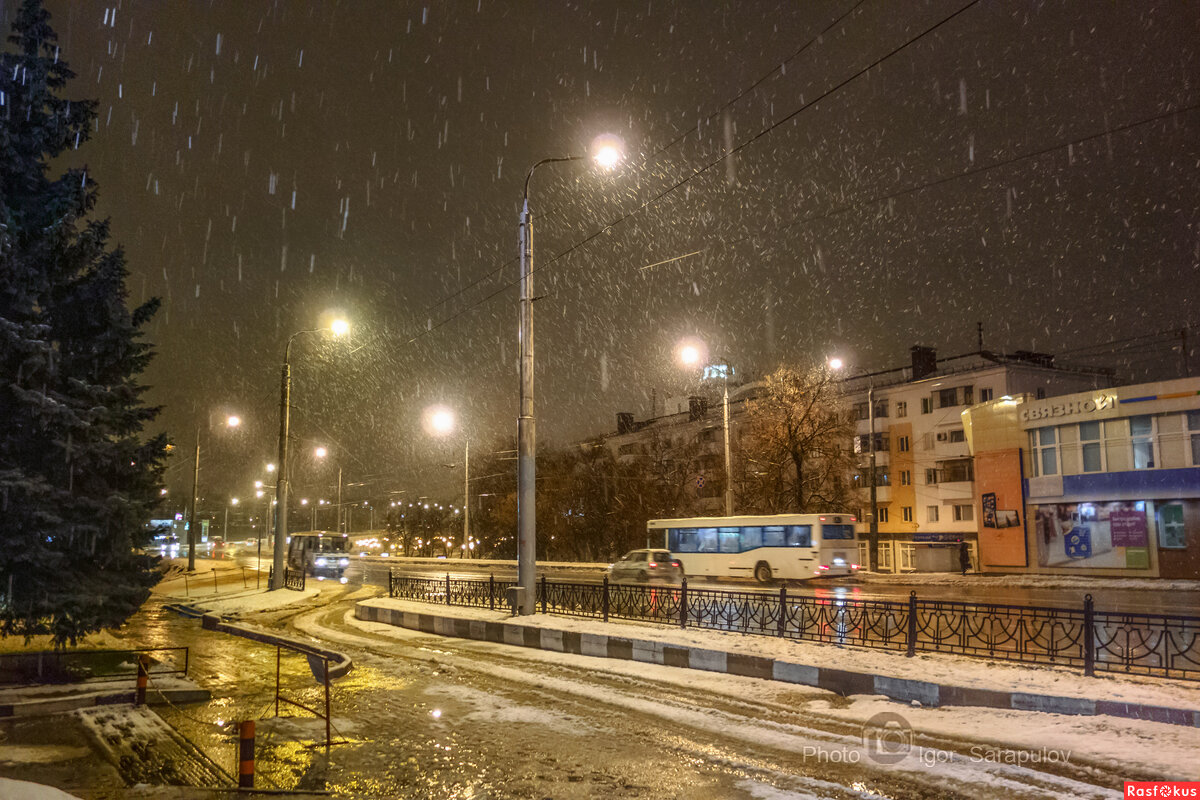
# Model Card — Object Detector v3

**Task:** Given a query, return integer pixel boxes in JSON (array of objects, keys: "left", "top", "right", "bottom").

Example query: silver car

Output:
[{"left": 607, "top": 549, "right": 684, "bottom": 583}]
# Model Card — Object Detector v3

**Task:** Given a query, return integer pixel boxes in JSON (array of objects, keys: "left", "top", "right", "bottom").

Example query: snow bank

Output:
[{"left": 0, "top": 778, "right": 83, "bottom": 800}]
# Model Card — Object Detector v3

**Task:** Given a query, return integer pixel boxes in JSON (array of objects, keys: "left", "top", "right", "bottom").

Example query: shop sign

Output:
[
  {"left": 912, "top": 533, "right": 962, "bottom": 543},
  {"left": 1110, "top": 509, "right": 1148, "bottom": 547},
  {"left": 1021, "top": 395, "right": 1115, "bottom": 422}
]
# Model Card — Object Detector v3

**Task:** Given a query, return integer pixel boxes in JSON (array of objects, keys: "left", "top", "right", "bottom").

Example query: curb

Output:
[
  {"left": 0, "top": 684, "right": 210, "bottom": 718},
  {"left": 200, "top": 614, "right": 353, "bottom": 680},
  {"left": 355, "top": 599, "right": 1200, "bottom": 729}
]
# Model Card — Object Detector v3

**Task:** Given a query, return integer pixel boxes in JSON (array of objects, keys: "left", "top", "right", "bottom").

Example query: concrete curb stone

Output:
[{"left": 354, "top": 598, "right": 1200, "bottom": 729}]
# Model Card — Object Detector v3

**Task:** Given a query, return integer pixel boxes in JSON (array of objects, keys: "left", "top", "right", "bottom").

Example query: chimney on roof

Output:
[
  {"left": 688, "top": 396, "right": 708, "bottom": 421},
  {"left": 911, "top": 345, "right": 937, "bottom": 381},
  {"left": 616, "top": 412, "right": 634, "bottom": 435}
]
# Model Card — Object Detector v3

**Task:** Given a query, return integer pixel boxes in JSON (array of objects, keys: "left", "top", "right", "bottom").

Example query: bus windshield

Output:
[
  {"left": 315, "top": 537, "right": 350, "bottom": 553},
  {"left": 821, "top": 524, "right": 855, "bottom": 540}
]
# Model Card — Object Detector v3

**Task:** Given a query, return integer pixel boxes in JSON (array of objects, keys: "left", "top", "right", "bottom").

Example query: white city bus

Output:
[{"left": 648, "top": 513, "right": 860, "bottom": 583}]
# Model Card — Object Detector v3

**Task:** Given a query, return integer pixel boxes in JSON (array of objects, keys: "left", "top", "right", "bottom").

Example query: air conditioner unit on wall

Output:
[{"left": 936, "top": 432, "right": 948, "bottom": 442}]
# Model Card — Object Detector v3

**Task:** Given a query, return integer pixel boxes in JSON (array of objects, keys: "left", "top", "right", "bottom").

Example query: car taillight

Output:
[
  {"left": 672, "top": 560, "right": 681, "bottom": 567},
  {"left": 818, "top": 565, "right": 830, "bottom": 570},
  {"left": 851, "top": 564, "right": 860, "bottom": 569},
  {"left": 649, "top": 562, "right": 658, "bottom": 568}
]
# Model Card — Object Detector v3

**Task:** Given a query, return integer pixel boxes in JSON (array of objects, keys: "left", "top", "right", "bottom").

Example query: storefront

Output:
[{"left": 962, "top": 377, "right": 1200, "bottom": 577}]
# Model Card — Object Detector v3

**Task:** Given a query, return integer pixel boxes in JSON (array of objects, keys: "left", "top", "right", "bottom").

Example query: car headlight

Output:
[
  {"left": 315, "top": 557, "right": 328, "bottom": 567},
  {"left": 338, "top": 558, "right": 349, "bottom": 567}
]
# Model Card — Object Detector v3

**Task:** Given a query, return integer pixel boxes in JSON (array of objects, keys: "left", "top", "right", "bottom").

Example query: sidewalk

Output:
[{"left": 356, "top": 596, "right": 1200, "bottom": 729}]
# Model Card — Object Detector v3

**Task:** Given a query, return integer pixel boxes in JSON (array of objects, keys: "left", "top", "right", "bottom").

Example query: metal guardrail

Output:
[
  {"left": 267, "top": 567, "right": 307, "bottom": 591},
  {"left": 388, "top": 573, "right": 1200, "bottom": 681},
  {"left": 0, "top": 646, "right": 189, "bottom": 685}
]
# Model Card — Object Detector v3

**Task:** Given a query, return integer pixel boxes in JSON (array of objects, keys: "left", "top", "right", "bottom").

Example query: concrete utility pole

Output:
[
  {"left": 867, "top": 384, "right": 879, "bottom": 572},
  {"left": 187, "top": 426, "right": 200, "bottom": 571}
]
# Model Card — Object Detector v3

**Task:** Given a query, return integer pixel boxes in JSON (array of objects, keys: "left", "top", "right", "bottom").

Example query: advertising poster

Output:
[
  {"left": 974, "top": 448, "right": 1027, "bottom": 567},
  {"left": 1034, "top": 501, "right": 1150, "bottom": 569}
]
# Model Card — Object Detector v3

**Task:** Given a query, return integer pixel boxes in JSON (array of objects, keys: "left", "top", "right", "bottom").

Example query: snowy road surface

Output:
[{"left": 113, "top": 586, "right": 1191, "bottom": 799}]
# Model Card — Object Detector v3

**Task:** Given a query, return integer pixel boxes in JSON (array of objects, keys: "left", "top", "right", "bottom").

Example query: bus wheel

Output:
[{"left": 754, "top": 562, "right": 773, "bottom": 584}]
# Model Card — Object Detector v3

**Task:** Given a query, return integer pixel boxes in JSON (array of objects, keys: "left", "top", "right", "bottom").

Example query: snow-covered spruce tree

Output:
[{"left": 0, "top": 0, "right": 166, "bottom": 644}]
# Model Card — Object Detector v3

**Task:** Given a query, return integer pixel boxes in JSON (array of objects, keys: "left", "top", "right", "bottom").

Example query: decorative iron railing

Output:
[
  {"left": 0, "top": 646, "right": 189, "bottom": 684},
  {"left": 387, "top": 575, "right": 1200, "bottom": 681},
  {"left": 267, "top": 567, "right": 307, "bottom": 591}
]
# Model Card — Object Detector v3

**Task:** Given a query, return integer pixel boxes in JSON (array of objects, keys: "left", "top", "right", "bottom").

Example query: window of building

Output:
[
  {"left": 902, "top": 506, "right": 913, "bottom": 522},
  {"left": 938, "top": 388, "right": 958, "bottom": 408},
  {"left": 948, "top": 429, "right": 966, "bottom": 443},
  {"left": 1157, "top": 503, "right": 1186, "bottom": 549},
  {"left": 1080, "top": 421, "right": 1103, "bottom": 473},
  {"left": 897, "top": 436, "right": 910, "bottom": 453},
  {"left": 895, "top": 401, "right": 907, "bottom": 418},
  {"left": 1190, "top": 410, "right": 1200, "bottom": 466},
  {"left": 853, "top": 402, "right": 870, "bottom": 421},
  {"left": 878, "top": 507, "right": 889, "bottom": 523},
  {"left": 962, "top": 386, "right": 974, "bottom": 405},
  {"left": 855, "top": 433, "right": 889, "bottom": 454},
  {"left": 925, "top": 468, "right": 938, "bottom": 485},
  {"left": 1030, "top": 427, "right": 1058, "bottom": 476},
  {"left": 1036, "top": 387, "right": 1047, "bottom": 399},
  {"left": 953, "top": 504, "right": 974, "bottom": 522},
  {"left": 921, "top": 397, "right": 932, "bottom": 414},
  {"left": 1131, "top": 415, "right": 1155, "bottom": 469},
  {"left": 900, "top": 470, "right": 911, "bottom": 486},
  {"left": 926, "top": 505, "right": 939, "bottom": 523},
  {"left": 980, "top": 387, "right": 993, "bottom": 403}
]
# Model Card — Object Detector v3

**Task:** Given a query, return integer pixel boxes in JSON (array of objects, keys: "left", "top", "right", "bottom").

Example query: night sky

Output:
[{"left": 10, "top": 1, "right": 1199, "bottom": 504}]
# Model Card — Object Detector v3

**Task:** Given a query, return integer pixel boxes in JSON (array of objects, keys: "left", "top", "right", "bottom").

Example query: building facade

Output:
[
  {"left": 841, "top": 346, "right": 1110, "bottom": 573},
  {"left": 963, "top": 377, "right": 1200, "bottom": 578}
]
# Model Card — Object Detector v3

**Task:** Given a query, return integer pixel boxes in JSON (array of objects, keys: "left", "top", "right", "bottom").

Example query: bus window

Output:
[
  {"left": 719, "top": 527, "right": 741, "bottom": 553},
  {"left": 821, "top": 524, "right": 855, "bottom": 540},
  {"left": 787, "top": 525, "right": 813, "bottom": 547},
  {"left": 669, "top": 528, "right": 700, "bottom": 552},
  {"left": 740, "top": 526, "right": 763, "bottom": 550},
  {"left": 763, "top": 526, "right": 786, "bottom": 547},
  {"left": 696, "top": 528, "right": 719, "bottom": 552}
]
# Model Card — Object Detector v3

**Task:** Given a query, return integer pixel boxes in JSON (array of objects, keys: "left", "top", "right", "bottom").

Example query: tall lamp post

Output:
[
  {"left": 678, "top": 341, "right": 734, "bottom": 516},
  {"left": 427, "top": 406, "right": 469, "bottom": 558},
  {"left": 272, "top": 318, "right": 349, "bottom": 590},
  {"left": 187, "top": 414, "right": 241, "bottom": 571},
  {"left": 515, "top": 136, "right": 621, "bottom": 614},
  {"left": 313, "top": 446, "right": 344, "bottom": 533},
  {"left": 830, "top": 357, "right": 879, "bottom": 572}
]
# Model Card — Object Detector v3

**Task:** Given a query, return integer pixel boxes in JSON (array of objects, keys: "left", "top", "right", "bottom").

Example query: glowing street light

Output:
[
  {"left": 677, "top": 338, "right": 733, "bottom": 516},
  {"left": 188, "top": 412, "right": 243, "bottom": 571},
  {"left": 515, "top": 133, "right": 624, "bottom": 614},
  {"left": 830, "top": 356, "right": 879, "bottom": 572},
  {"left": 272, "top": 317, "right": 350, "bottom": 590}
]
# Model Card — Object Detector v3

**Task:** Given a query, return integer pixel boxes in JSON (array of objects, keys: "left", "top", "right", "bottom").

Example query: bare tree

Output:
[{"left": 740, "top": 365, "right": 858, "bottom": 514}]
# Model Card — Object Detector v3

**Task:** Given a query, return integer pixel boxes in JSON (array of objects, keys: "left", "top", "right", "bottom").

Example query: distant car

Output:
[{"left": 607, "top": 549, "right": 683, "bottom": 583}]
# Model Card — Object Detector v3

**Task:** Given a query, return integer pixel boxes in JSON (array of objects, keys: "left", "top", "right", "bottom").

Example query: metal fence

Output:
[
  {"left": 388, "top": 573, "right": 1200, "bottom": 681},
  {"left": 0, "top": 646, "right": 189, "bottom": 685},
  {"left": 267, "top": 567, "right": 307, "bottom": 591}
]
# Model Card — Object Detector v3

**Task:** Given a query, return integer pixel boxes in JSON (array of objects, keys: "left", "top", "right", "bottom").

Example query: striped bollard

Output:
[
  {"left": 238, "top": 720, "right": 255, "bottom": 788},
  {"left": 135, "top": 654, "right": 149, "bottom": 706}
]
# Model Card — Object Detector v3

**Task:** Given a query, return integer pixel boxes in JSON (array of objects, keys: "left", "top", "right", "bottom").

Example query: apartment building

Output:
[
  {"left": 842, "top": 346, "right": 1110, "bottom": 572},
  {"left": 963, "top": 377, "right": 1200, "bottom": 578}
]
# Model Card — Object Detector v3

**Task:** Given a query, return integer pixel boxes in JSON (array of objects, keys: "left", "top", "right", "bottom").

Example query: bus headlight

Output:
[
  {"left": 339, "top": 576, "right": 348, "bottom": 584},
  {"left": 315, "top": 557, "right": 328, "bottom": 567},
  {"left": 338, "top": 558, "right": 350, "bottom": 567}
]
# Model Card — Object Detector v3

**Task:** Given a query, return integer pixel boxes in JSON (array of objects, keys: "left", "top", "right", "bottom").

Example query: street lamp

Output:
[
  {"left": 677, "top": 338, "right": 734, "bottom": 516},
  {"left": 224, "top": 497, "right": 239, "bottom": 539},
  {"left": 313, "top": 446, "right": 343, "bottom": 533},
  {"left": 830, "top": 357, "right": 879, "bottom": 572},
  {"left": 272, "top": 318, "right": 349, "bottom": 590},
  {"left": 187, "top": 413, "right": 242, "bottom": 571},
  {"left": 426, "top": 406, "right": 469, "bottom": 558},
  {"left": 515, "top": 134, "right": 622, "bottom": 614}
]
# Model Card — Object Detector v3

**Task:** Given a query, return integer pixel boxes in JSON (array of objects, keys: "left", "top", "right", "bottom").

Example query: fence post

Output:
[
  {"left": 541, "top": 575, "right": 547, "bottom": 614},
  {"left": 602, "top": 576, "right": 610, "bottom": 623},
  {"left": 213, "top": 569, "right": 219, "bottom": 594},
  {"left": 778, "top": 585, "right": 787, "bottom": 637},
  {"left": 135, "top": 653, "right": 149, "bottom": 706},
  {"left": 906, "top": 591, "right": 918, "bottom": 658},
  {"left": 1083, "top": 593, "right": 1095, "bottom": 677},
  {"left": 324, "top": 658, "right": 332, "bottom": 754},
  {"left": 238, "top": 721, "right": 255, "bottom": 789},
  {"left": 445, "top": 573, "right": 451, "bottom": 606},
  {"left": 183, "top": 574, "right": 189, "bottom": 597},
  {"left": 489, "top": 574, "right": 495, "bottom": 611},
  {"left": 680, "top": 578, "right": 688, "bottom": 629}
]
